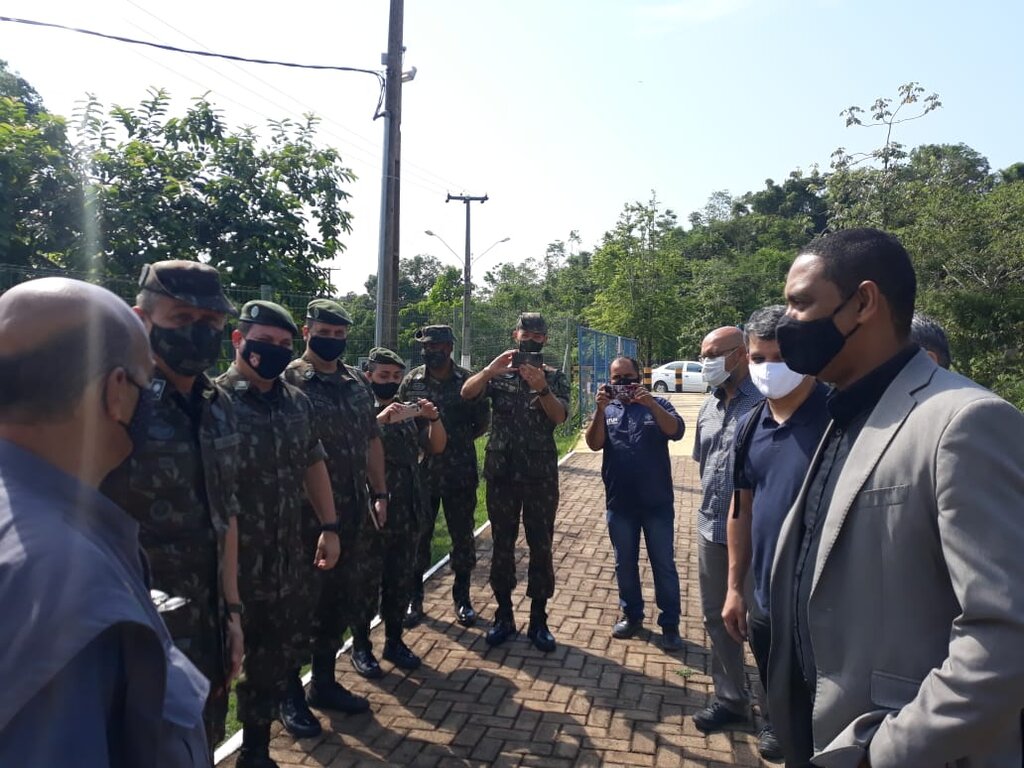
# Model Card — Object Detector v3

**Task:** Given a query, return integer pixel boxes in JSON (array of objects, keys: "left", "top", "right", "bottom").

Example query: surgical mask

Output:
[
  {"left": 309, "top": 335, "right": 347, "bottom": 362},
  {"left": 150, "top": 322, "right": 223, "bottom": 376},
  {"left": 423, "top": 349, "right": 450, "bottom": 369},
  {"left": 371, "top": 381, "right": 400, "bottom": 401},
  {"left": 776, "top": 294, "right": 860, "bottom": 376},
  {"left": 749, "top": 361, "right": 806, "bottom": 400},
  {"left": 701, "top": 355, "right": 733, "bottom": 388},
  {"left": 241, "top": 339, "right": 293, "bottom": 380},
  {"left": 518, "top": 339, "right": 544, "bottom": 354}
]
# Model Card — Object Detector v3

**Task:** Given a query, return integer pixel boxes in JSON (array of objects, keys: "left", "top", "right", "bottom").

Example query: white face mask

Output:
[
  {"left": 701, "top": 355, "right": 731, "bottom": 387},
  {"left": 749, "top": 361, "right": 806, "bottom": 400}
]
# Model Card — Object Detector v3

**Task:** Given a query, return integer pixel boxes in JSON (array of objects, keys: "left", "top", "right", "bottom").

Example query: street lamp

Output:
[
  {"left": 424, "top": 230, "right": 460, "bottom": 262},
  {"left": 473, "top": 236, "right": 511, "bottom": 265}
]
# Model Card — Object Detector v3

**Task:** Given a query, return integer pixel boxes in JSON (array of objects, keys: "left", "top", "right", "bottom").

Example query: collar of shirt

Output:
[
  {"left": 761, "top": 382, "right": 829, "bottom": 429},
  {"left": 827, "top": 345, "right": 919, "bottom": 427},
  {"left": 222, "top": 363, "right": 284, "bottom": 401},
  {"left": 713, "top": 374, "right": 760, "bottom": 405}
]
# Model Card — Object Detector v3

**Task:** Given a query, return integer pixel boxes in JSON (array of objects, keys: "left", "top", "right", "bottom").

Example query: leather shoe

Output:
[
  {"left": 236, "top": 750, "right": 279, "bottom": 768},
  {"left": 485, "top": 617, "right": 517, "bottom": 647},
  {"left": 382, "top": 638, "right": 422, "bottom": 670},
  {"left": 454, "top": 599, "right": 477, "bottom": 627},
  {"left": 306, "top": 680, "right": 370, "bottom": 714},
  {"left": 661, "top": 626, "right": 684, "bottom": 652},
  {"left": 350, "top": 648, "right": 384, "bottom": 679},
  {"left": 527, "top": 621, "right": 557, "bottom": 653},
  {"left": 611, "top": 616, "right": 643, "bottom": 639},
  {"left": 692, "top": 701, "right": 748, "bottom": 733},
  {"left": 403, "top": 599, "right": 424, "bottom": 629},
  {"left": 279, "top": 693, "right": 322, "bottom": 739},
  {"left": 757, "top": 724, "right": 785, "bottom": 762}
]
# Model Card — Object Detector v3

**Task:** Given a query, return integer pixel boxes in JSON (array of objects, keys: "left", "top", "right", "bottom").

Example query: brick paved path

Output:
[{"left": 225, "top": 453, "right": 768, "bottom": 767}]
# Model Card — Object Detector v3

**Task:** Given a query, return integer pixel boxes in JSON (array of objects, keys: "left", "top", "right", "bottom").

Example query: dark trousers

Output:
[
  {"left": 487, "top": 477, "right": 558, "bottom": 601},
  {"left": 377, "top": 502, "right": 420, "bottom": 640},
  {"left": 606, "top": 504, "right": 681, "bottom": 628},
  {"left": 413, "top": 485, "right": 478, "bottom": 595},
  {"left": 749, "top": 604, "right": 772, "bottom": 723}
]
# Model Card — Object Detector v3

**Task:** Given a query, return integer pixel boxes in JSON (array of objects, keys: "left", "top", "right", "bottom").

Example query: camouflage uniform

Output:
[
  {"left": 102, "top": 372, "right": 240, "bottom": 747},
  {"left": 215, "top": 364, "right": 326, "bottom": 734},
  {"left": 399, "top": 362, "right": 489, "bottom": 594},
  {"left": 481, "top": 366, "right": 570, "bottom": 601},
  {"left": 284, "top": 356, "right": 381, "bottom": 654}
]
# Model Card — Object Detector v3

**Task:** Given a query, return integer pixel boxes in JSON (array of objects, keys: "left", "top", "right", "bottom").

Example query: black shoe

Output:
[
  {"left": 692, "top": 701, "right": 748, "bottom": 733},
  {"left": 485, "top": 617, "right": 517, "bottom": 647},
  {"left": 403, "top": 599, "right": 424, "bottom": 629},
  {"left": 454, "top": 598, "right": 477, "bottom": 627},
  {"left": 350, "top": 648, "right": 384, "bottom": 679},
  {"left": 237, "top": 724, "right": 278, "bottom": 768},
  {"left": 661, "top": 626, "right": 683, "bottom": 652},
  {"left": 382, "top": 638, "right": 422, "bottom": 670},
  {"left": 279, "top": 693, "right": 322, "bottom": 739},
  {"left": 611, "top": 616, "right": 644, "bottom": 639},
  {"left": 306, "top": 679, "right": 370, "bottom": 714},
  {"left": 757, "top": 724, "right": 785, "bottom": 762},
  {"left": 236, "top": 750, "right": 279, "bottom": 768},
  {"left": 526, "top": 621, "right": 557, "bottom": 653}
]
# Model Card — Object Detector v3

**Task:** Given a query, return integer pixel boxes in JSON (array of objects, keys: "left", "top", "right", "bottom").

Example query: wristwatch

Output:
[
  {"left": 536, "top": 386, "right": 552, "bottom": 397},
  {"left": 226, "top": 602, "right": 244, "bottom": 616},
  {"left": 320, "top": 520, "right": 341, "bottom": 534},
  {"left": 371, "top": 492, "right": 391, "bottom": 503}
]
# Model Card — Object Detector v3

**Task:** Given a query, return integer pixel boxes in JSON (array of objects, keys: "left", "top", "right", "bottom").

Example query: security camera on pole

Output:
[{"left": 446, "top": 192, "right": 488, "bottom": 369}]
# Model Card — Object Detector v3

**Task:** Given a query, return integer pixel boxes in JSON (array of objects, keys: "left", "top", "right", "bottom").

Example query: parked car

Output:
[{"left": 650, "top": 360, "right": 707, "bottom": 393}]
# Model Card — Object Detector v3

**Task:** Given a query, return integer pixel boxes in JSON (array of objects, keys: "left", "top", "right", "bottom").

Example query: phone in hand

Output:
[{"left": 512, "top": 351, "right": 544, "bottom": 368}]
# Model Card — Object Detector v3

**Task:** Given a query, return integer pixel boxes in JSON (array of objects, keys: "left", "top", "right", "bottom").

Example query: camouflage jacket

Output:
[
  {"left": 479, "top": 367, "right": 570, "bottom": 483},
  {"left": 216, "top": 365, "right": 327, "bottom": 602},
  {"left": 285, "top": 356, "right": 380, "bottom": 516},
  {"left": 102, "top": 372, "right": 240, "bottom": 600},
  {"left": 377, "top": 404, "right": 429, "bottom": 522},
  {"left": 399, "top": 363, "right": 490, "bottom": 493}
]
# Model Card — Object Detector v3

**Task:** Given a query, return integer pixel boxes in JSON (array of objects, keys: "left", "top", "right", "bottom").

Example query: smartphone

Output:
[
  {"left": 512, "top": 351, "right": 544, "bottom": 368},
  {"left": 390, "top": 402, "right": 420, "bottom": 422},
  {"left": 368, "top": 498, "right": 383, "bottom": 531},
  {"left": 609, "top": 383, "right": 638, "bottom": 400}
]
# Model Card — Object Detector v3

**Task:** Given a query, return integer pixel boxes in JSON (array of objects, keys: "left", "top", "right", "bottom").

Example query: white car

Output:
[{"left": 650, "top": 360, "right": 707, "bottom": 393}]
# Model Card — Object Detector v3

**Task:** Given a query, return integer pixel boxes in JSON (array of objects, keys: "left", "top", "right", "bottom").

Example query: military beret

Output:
[
  {"left": 368, "top": 346, "right": 406, "bottom": 368},
  {"left": 306, "top": 298, "right": 352, "bottom": 326},
  {"left": 515, "top": 312, "right": 548, "bottom": 334},
  {"left": 139, "top": 260, "right": 238, "bottom": 317},
  {"left": 414, "top": 325, "right": 456, "bottom": 345},
  {"left": 238, "top": 300, "right": 298, "bottom": 335}
]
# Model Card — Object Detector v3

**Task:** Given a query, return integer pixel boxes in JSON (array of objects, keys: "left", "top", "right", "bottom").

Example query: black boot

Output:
[
  {"left": 306, "top": 652, "right": 370, "bottom": 714},
  {"left": 527, "top": 598, "right": 556, "bottom": 653},
  {"left": 452, "top": 574, "right": 477, "bottom": 627},
  {"left": 485, "top": 593, "right": 517, "bottom": 647},
  {"left": 236, "top": 722, "right": 278, "bottom": 768},
  {"left": 403, "top": 594, "right": 425, "bottom": 629},
  {"left": 279, "top": 671, "right": 322, "bottom": 738},
  {"left": 382, "top": 635, "right": 422, "bottom": 670}
]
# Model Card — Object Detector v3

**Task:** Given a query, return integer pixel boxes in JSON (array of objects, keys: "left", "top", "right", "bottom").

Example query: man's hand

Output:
[
  {"left": 631, "top": 386, "right": 655, "bottom": 409},
  {"left": 377, "top": 402, "right": 405, "bottom": 424},
  {"left": 314, "top": 531, "right": 340, "bottom": 570},
  {"left": 371, "top": 498, "right": 388, "bottom": 529},
  {"left": 418, "top": 398, "right": 440, "bottom": 421},
  {"left": 722, "top": 588, "right": 748, "bottom": 643},
  {"left": 595, "top": 386, "right": 612, "bottom": 413},
  {"left": 225, "top": 614, "right": 244, "bottom": 685},
  {"left": 486, "top": 350, "right": 516, "bottom": 376},
  {"left": 518, "top": 362, "right": 547, "bottom": 391}
]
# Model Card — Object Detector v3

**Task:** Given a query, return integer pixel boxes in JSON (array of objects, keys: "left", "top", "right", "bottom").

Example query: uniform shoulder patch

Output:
[
  {"left": 150, "top": 378, "right": 166, "bottom": 400},
  {"left": 234, "top": 380, "right": 249, "bottom": 392}
]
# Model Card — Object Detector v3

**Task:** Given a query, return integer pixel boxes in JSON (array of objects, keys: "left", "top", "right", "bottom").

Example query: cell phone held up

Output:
[
  {"left": 605, "top": 383, "right": 638, "bottom": 400},
  {"left": 511, "top": 351, "right": 544, "bottom": 368},
  {"left": 390, "top": 402, "right": 421, "bottom": 423}
]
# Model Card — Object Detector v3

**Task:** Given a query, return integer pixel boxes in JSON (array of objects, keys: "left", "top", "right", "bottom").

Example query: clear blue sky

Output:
[{"left": 2, "top": 0, "right": 1021, "bottom": 293}]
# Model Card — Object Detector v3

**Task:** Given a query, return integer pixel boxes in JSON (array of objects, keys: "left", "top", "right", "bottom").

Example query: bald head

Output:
[
  {"left": 0, "top": 278, "right": 153, "bottom": 423},
  {"left": 701, "top": 326, "right": 744, "bottom": 354}
]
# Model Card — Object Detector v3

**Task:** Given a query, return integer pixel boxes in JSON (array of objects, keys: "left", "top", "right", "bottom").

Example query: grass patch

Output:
[{"left": 675, "top": 666, "right": 697, "bottom": 680}]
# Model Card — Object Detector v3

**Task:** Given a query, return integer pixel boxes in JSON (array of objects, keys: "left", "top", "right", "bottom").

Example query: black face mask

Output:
[
  {"left": 241, "top": 339, "right": 293, "bottom": 380},
  {"left": 518, "top": 339, "right": 544, "bottom": 354},
  {"left": 371, "top": 381, "right": 400, "bottom": 401},
  {"left": 423, "top": 349, "right": 450, "bottom": 369},
  {"left": 118, "top": 379, "right": 154, "bottom": 461},
  {"left": 776, "top": 293, "right": 861, "bottom": 376},
  {"left": 150, "top": 322, "right": 223, "bottom": 376},
  {"left": 309, "top": 335, "right": 347, "bottom": 362}
]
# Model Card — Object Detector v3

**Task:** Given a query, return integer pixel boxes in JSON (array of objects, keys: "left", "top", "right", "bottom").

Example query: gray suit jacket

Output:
[{"left": 768, "top": 350, "right": 1024, "bottom": 768}]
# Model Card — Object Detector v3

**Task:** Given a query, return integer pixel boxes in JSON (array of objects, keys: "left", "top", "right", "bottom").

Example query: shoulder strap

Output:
[{"left": 731, "top": 398, "right": 767, "bottom": 519}]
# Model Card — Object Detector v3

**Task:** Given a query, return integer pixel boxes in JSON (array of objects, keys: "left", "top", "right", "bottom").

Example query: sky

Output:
[{"left": 2, "top": 0, "right": 1022, "bottom": 294}]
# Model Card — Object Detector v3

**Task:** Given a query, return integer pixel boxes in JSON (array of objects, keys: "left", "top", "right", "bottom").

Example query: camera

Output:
[
  {"left": 512, "top": 351, "right": 544, "bottom": 368},
  {"left": 606, "top": 383, "right": 638, "bottom": 400}
]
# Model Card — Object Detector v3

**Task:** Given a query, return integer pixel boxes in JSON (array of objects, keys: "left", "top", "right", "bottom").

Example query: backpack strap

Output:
[{"left": 732, "top": 398, "right": 767, "bottom": 519}]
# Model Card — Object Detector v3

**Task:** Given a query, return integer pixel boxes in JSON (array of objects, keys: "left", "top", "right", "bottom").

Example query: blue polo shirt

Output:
[
  {"left": 734, "top": 383, "right": 829, "bottom": 612},
  {"left": 601, "top": 398, "right": 685, "bottom": 512}
]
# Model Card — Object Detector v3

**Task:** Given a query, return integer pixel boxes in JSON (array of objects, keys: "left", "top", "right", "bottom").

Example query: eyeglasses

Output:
[{"left": 698, "top": 346, "right": 741, "bottom": 364}]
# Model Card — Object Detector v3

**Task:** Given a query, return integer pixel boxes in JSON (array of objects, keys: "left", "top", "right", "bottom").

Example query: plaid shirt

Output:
[{"left": 692, "top": 376, "right": 762, "bottom": 544}]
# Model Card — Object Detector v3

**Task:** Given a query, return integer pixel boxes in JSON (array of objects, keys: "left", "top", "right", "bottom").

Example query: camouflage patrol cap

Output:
[
  {"left": 368, "top": 346, "right": 406, "bottom": 368},
  {"left": 414, "top": 325, "right": 456, "bottom": 345},
  {"left": 515, "top": 312, "right": 548, "bottom": 334},
  {"left": 306, "top": 298, "right": 352, "bottom": 326},
  {"left": 238, "top": 300, "right": 298, "bottom": 335},
  {"left": 139, "top": 260, "right": 238, "bottom": 317}
]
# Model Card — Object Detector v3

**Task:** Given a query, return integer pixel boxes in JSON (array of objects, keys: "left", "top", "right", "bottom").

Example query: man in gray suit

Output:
[{"left": 768, "top": 228, "right": 1024, "bottom": 768}]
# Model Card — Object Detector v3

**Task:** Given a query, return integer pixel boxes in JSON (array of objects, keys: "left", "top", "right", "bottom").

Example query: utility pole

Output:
[
  {"left": 446, "top": 193, "right": 488, "bottom": 368},
  {"left": 375, "top": 0, "right": 404, "bottom": 349}
]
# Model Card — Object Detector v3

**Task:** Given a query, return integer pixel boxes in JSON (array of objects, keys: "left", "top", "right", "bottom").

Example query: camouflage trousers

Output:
[
  {"left": 377, "top": 499, "right": 421, "bottom": 639},
  {"left": 412, "top": 484, "right": 478, "bottom": 597},
  {"left": 236, "top": 589, "right": 313, "bottom": 730},
  {"left": 486, "top": 477, "right": 559, "bottom": 601}
]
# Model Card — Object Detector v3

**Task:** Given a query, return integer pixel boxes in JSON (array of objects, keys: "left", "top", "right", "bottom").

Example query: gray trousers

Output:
[{"left": 698, "top": 535, "right": 750, "bottom": 714}]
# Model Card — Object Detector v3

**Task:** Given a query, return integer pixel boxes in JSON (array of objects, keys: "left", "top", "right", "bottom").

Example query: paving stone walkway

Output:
[{"left": 224, "top": 451, "right": 769, "bottom": 767}]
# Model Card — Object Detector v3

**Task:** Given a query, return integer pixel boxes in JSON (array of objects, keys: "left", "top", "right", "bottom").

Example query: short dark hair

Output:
[
  {"left": 744, "top": 305, "right": 787, "bottom": 345},
  {"left": 611, "top": 356, "right": 641, "bottom": 376},
  {"left": 802, "top": 228, "right": 917, "bottom": 337},
  {"left": 911, "top": 312, "right": 951, "bottom": 369}
]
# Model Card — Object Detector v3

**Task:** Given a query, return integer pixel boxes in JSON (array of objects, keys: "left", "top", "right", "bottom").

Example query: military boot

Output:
[
  {"left": 279, "top": 671, "right": 322, "bottom": 738},
  {"left": 404, "top": 596, "right": 425, "bottom": 629},
  {"left": 236, "top": 722, "right": 278, "bottom": 768},
  {"left": 527, "top": 598, "right": 556, "bottom": 653},
  {"left": 306, "top": 652, "right": 370, "bottom": 714},
  {"left": 485, "top": 593, "right": 517, "bottom": 647},
  {"left": 452, "top": 574, "right": 477, "bottom": 627}
]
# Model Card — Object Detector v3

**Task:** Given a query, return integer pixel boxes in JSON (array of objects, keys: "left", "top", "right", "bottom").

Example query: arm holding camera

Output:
[
  {"left": 461, "top": 350, "right": 515, "bottom": 400},
  {"left": 585, "top": 386, "right": 612, "bottom": 451},
  {"left": 520, "top": 363, "right": 568, "bottom": 424}
]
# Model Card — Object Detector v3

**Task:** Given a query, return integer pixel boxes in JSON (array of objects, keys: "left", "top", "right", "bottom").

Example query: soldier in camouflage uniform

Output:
[
  {"left": 102, "top": 260, "right": 243, "bottom": 752},
  {"left": 217, "top": 301, "right": 341, "bottom": 768},
  {"left": 364, "top": 347, "right": 447, "bottom": 670},
  {"left": 461, "top": 312, "right": 570, "bottom": 653},
  {"left": 399, "top": 325, "right": 490, "bottom": 628},
  {"left": 283, "top": 299, "right": 390, "bottom": 688}
]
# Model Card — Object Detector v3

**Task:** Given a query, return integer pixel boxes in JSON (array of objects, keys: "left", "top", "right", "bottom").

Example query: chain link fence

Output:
[{"left": 576, "top": 327, "right": 639, "bottom": 420}]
